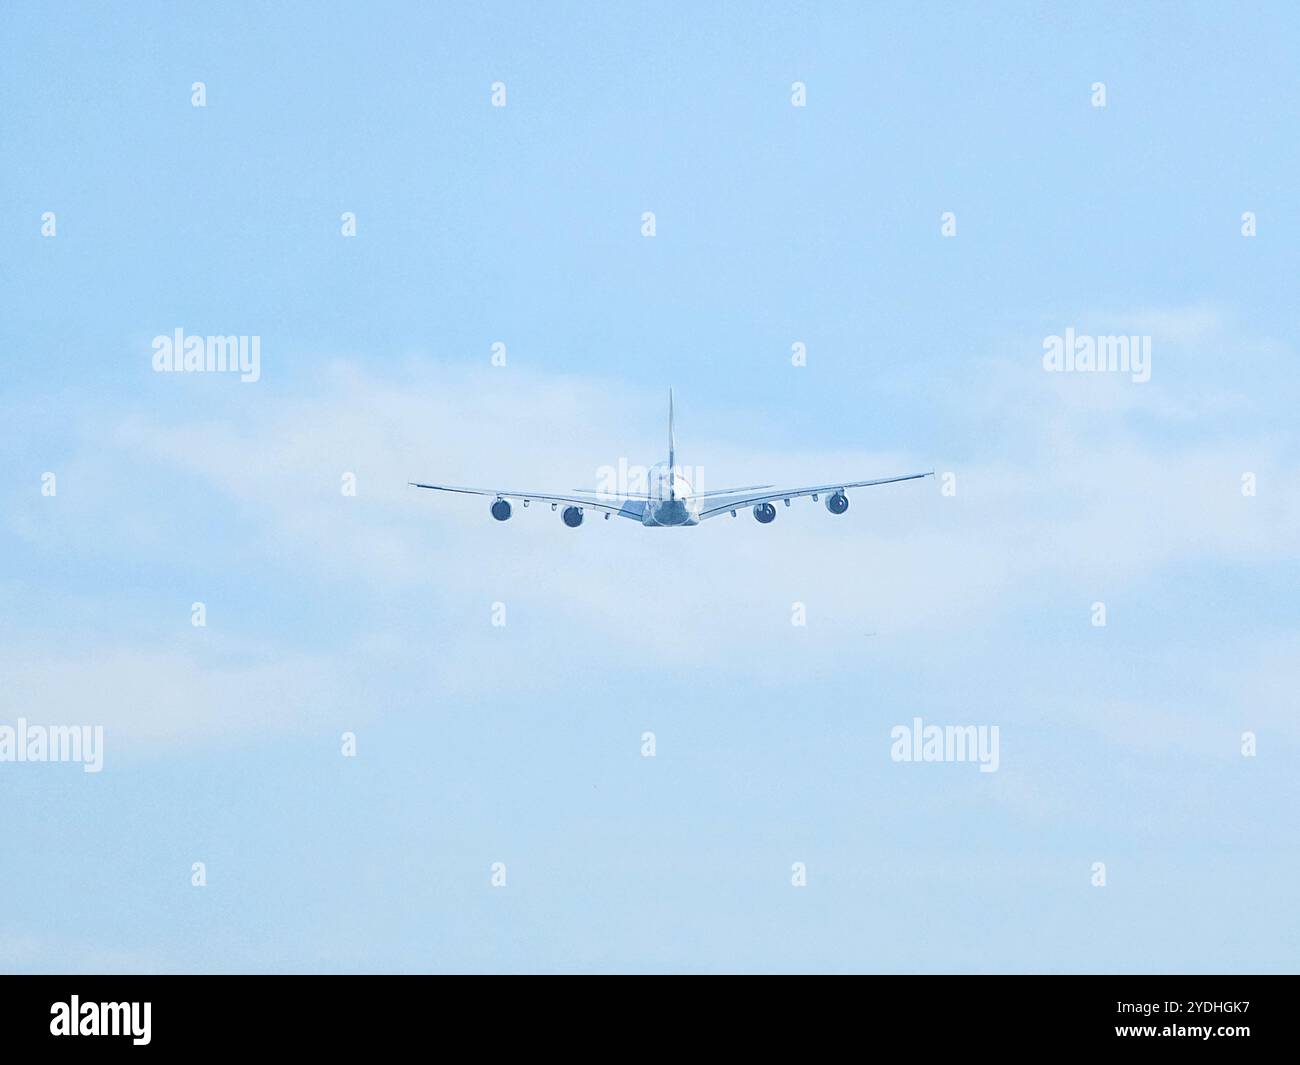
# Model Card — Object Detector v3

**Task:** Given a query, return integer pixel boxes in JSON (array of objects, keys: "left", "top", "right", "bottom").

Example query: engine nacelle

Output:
[
  {"left": 753, "top": 502, "right": 776, "bottom": 524},
  {"left": 825, "top": 491, "right": 849, "bottom": 514},
  {"left": 490, "top": 499, "right": 512, "bottom": 521},
  {"left": 561, "top": 505, "right": 584, "bottom": 528}
]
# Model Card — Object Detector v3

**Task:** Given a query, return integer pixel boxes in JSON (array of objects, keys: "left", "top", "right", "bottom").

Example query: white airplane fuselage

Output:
[{"left": 641, "top": 462, "right": 700, "bottom": 526}]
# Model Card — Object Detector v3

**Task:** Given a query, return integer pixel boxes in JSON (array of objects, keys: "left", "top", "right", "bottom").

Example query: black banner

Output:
[{"left": 0, "top": 975, "right": 1289, "bottom": 1052}]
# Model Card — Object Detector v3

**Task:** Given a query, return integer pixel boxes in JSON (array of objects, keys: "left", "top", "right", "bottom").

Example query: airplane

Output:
[{"left": 409, "top": 391, "right": 933, "bottom": 528}]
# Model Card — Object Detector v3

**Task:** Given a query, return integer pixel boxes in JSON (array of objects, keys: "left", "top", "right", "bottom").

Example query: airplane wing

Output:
[
  {"left": 409, "top": 482, "right": 647, "bottom": 520},
  {"left": 695, "top": 484, "right": 774, "bottom": 497},
  {"left": 696, "top": 472, "right": 933, "bottom": 519}
]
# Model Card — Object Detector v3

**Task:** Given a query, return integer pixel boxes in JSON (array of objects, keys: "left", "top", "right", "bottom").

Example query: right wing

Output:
[
  {"left": 409, "top": 482, "right": 647, "bottom": 520},
  {"left": 696, "top": 484, "right": 774, "bottom": 497},
  {"left": 697, "top": 472, "right": 933, "bottom": 519}
]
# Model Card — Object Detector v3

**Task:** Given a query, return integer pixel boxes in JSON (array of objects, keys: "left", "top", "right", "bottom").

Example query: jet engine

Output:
[
  {"left": 753, "top": 502, "right": 776, "bottom": 524},
  {"left": 490, "top": 499, "right": 512, "bottom": 521},
  {"left": 561, "top": 506, "right": 584, "bottom": 527},
  {"left": 825, "top": 491, "right": 849, "bottom": 514}
]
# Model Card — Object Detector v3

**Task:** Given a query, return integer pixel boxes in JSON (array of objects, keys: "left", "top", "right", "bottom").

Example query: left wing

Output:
[
  {"left": 697, "top": 472, "right": 933, "bottom": 519},
  {"left": 409, "top": 482, "right": 647, "bottom": 520}
]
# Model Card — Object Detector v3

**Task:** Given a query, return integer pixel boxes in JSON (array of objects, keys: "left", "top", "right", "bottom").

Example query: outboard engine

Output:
[
  {"left": 491, "top": 499, "right": 512, "bottom": 521},
  {"left": 561, "top": 505, "right": 584, "bottom": 528},
  {"left": 753, "top": 502, "right": 776, "bottom": 524},
  {"left": 825, "top": 491, "right": 849, "bottom": 514}
]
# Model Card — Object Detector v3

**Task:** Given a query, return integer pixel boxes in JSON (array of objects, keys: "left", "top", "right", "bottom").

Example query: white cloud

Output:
[
  {"left": 5, "top": 356, "right": 1297, "bottom": 752},
  {"left": 0, "top": 641, "right": 358, "bottom": 751}
]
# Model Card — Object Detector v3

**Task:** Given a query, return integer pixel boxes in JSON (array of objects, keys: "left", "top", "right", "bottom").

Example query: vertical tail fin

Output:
[{"left": 667, "top": 388, "right": 676, "bottom": 498}]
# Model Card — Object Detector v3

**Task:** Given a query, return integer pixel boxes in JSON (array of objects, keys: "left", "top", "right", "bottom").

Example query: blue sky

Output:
[{"left": 1, "top": 1, "right": 1298, "bottom": 972}]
